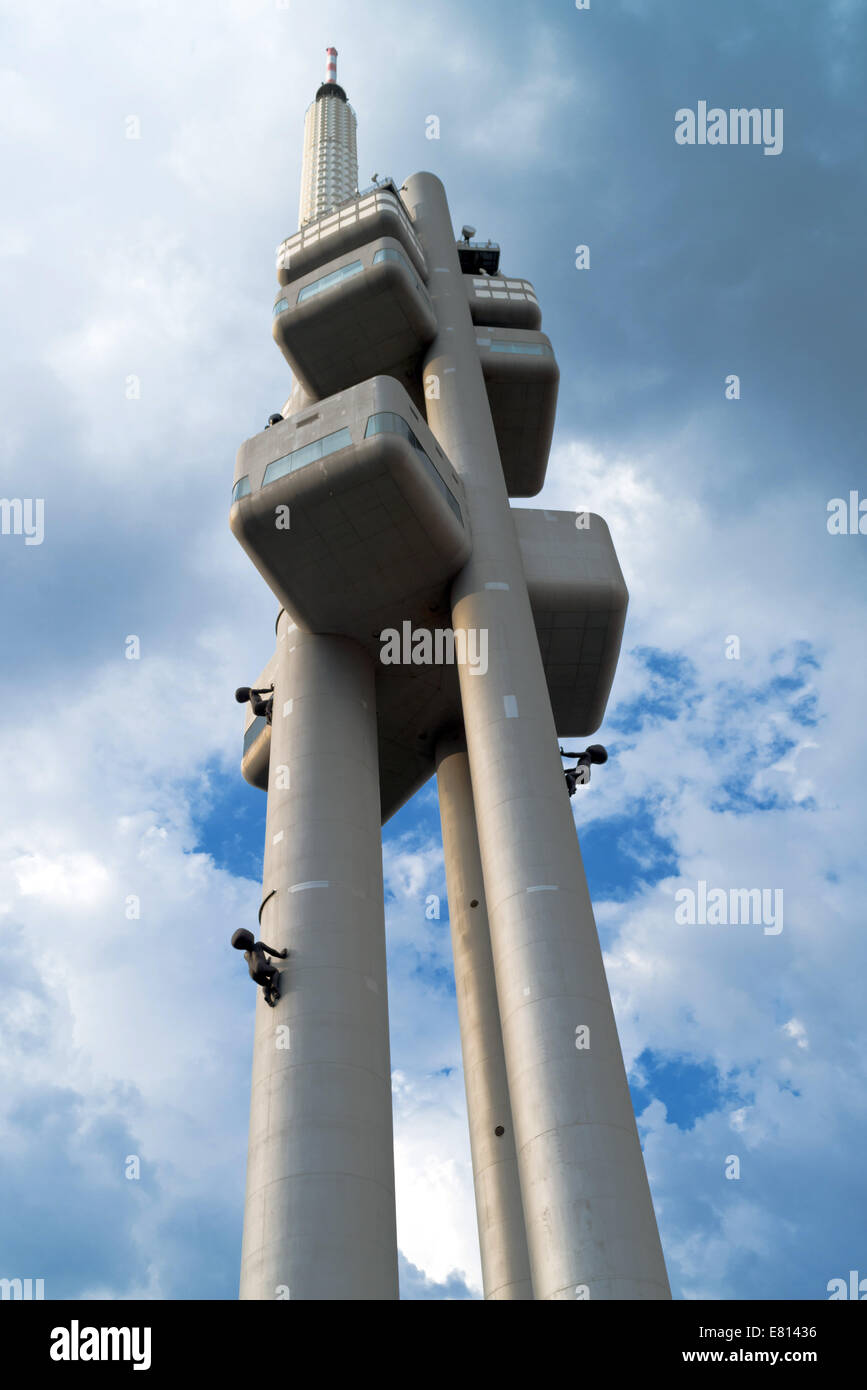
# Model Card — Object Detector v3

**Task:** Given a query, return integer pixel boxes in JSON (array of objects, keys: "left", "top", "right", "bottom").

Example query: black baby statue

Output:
[
  {"left": 560, "top": 743, "right": 608, "bottom": 796},
  {"left": 231, "top": 928, "right": 288, "bottom": 1008}
]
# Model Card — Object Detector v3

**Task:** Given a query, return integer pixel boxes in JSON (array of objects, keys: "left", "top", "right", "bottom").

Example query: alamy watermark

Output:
[
  {"left": 827, "top": 1270, "right": 867, "bottom": 1300},
  {"left": 380, "top": 621, "right": 488, "bottom": 676},
  {"left": 50, "top": 1321, "right": 151, "bottom": 1371},
  {"left": 675, "top": 103, "right": 783, "bottom": 156},
  {"left": 827, "top": 491, "right": 866, "bottom": 535},
  {"left": 1, "top": 1276, "right": 44, "bottom": 1299},
  {"left": 0, "top": 498, "right": 44, "bottom": 545},
  {"left": 674, "top": 880, "right": 783, "bottom": 935}
]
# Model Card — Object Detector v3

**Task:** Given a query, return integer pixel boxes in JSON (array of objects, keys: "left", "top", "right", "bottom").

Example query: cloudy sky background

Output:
[{"left": 1, "top": 0, "right": 865, "bottom": 1299}]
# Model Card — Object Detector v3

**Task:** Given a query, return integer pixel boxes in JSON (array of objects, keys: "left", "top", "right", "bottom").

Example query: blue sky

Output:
[{"left": 1, "top": 0, "right": 865, "bottom": 1300}]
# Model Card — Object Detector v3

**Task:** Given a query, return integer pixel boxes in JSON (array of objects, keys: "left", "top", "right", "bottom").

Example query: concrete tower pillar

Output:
[
  {"left": 405, "top": 172, "right": 670, "bottom": 1301},
  {"left": 239, "top": 613, "right": 399, "bottom": 1300},
  {"left": 436, "top": 733, "right": 533, "bottom": 1300}
]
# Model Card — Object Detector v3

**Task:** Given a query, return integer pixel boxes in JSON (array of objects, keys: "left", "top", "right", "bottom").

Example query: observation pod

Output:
[
  {"left": 515, "top": 508, "right": 628, "bottom": 735},
  {"left": 230, "top": 375, "right": 471, "bottom": 648},
  {"left": 273, "top": 238, "right": 437, "bottom": 399},
  {"left": 464, "top": 273, "right": 542, "bottom": 331},
  {"left": 241, "top": 506, "right": 627, "bottom": 822},
  {"left": 475, "top": 327, "right": 560, "bottom": 498},
  {"left": 278, "top": 183, "right": 428, "bottom": 285}
]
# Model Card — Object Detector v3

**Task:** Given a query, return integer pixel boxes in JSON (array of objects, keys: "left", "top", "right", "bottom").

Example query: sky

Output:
[{"left": 1, "top": 0, "right": 865, "bottom": 1301}]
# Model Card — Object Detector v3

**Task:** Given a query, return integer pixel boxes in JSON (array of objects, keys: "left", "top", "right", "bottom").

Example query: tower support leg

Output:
[
  {"left": 406, "top": 172, "right": 670, "bottom": 1301},
  {"left": 436, "top": 733, "right": 533, "bottom": 1300},
  {"left": 240, "top": 615, "right": 399, "bottom": 1300}
]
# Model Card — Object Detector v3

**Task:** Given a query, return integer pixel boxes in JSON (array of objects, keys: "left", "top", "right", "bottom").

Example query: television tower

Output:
[{"left": 231, "top": 47, "right": 670, "bottom": 1302}]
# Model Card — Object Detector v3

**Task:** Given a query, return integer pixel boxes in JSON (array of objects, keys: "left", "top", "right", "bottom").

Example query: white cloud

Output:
[{"left": 392, "top": 1070, "right": 481, "bottom": 1294}]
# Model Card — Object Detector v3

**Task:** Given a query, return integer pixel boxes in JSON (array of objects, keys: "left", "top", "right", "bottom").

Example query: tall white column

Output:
[
  {"left": 239, "top": 614, "right": 398, "bottom": 1300},
  {"left": 436, "top": 734, "right": 533, "bottom": 1300},
  {"left": 406, "top": 172, "right": 670, "bottom": 1301}
]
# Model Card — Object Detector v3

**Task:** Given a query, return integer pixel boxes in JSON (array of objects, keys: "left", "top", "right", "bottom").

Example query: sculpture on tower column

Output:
[
  {"left": 235, "top": 685, "right": 274, "bottom": 725},
  {"left": 231, "top": 928, "right": 288, "bottom": 1008},
  {"left": 560, "top": 743, "right": 608, "bottom": 795}
]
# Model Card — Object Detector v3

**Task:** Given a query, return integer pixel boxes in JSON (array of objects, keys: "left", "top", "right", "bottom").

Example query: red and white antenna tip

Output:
[{"left": 325, "top": 47, "right": 337, "bottom": 84}]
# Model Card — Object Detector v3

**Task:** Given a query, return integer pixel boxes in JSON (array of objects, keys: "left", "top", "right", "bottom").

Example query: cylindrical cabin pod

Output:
[
  {"left": 514, "top": 507, "right": 629, "bottom": 737},
  {"left": 474, "top": 327, "right": 559, "bottom": 498},
  {"left": 230, "top": 376, "right": 470, "bottom": 647},
  {"left": 239, "top": 614, "right": 398, "bottom": 1300},
  {"left": 464, "top": 274, "right": 542, "bottom": 331},
  {"left": 405, "top": 170, "right": 670, "bottom": 1301},
  {"left": 278, "top": 184, "right": 428, "bottom": 286},
  {"left": 273, "top": 237, "right": 436, "bottom": 400},
  {"left": 436, "top": 734, "right": 533, "bottom": 1300}
]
